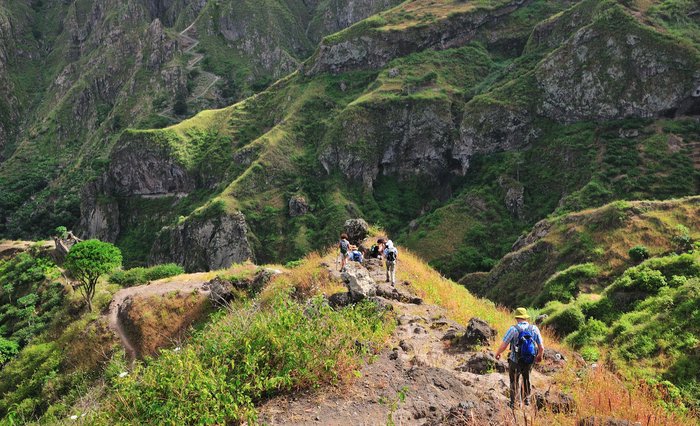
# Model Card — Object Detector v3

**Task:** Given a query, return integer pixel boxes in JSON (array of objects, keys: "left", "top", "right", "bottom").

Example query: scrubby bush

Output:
[
  {"left": 0, "top": 338, "right": 18, "bottom": 365},
  {"left": 544, "top": 306, "right": 585, "bottom": 336},
  {"left": 109, "top": 263, "right": 184, "bottom": 287},
  {"left": 671, "top": 224, "right": 694, "bottom": 254},
  {"left": 628, "top": 245, "right": 650, "bottom": 262},
  {"left": 579, "top": 346, "right": 600, "bottom": 362},
  {"left": 97, "top": 295, "right": 392, "bottom": 423}
]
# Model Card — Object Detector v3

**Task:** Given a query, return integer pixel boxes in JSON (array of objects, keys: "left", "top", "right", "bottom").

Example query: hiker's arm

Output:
[{"left": 494, "top": 341, "right": 509, "bottom": 360}]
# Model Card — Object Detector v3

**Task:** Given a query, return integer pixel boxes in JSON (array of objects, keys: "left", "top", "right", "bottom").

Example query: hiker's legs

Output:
[
  {"left": 388, "top": 261, "right": 396, "bottom": 285},
  {"left": 341, "top": 253, "right": 346, "bottom": 271},
  {"left": 385, "top": 262, "right": 390, "bottom": 282},
  {"left": 508, "top": 359, "right": 518, "bottom": 406},
  {"left": 521, "top": 363, "right": 532, "bottom": 405}
]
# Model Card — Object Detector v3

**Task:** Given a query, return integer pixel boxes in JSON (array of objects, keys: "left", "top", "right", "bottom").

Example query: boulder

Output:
[
  {"left": 343, "top": 218, "right": 369, "bottom": 244},
  {"left": 536, "top": 348, "right": 567, "bottom": 375},
  {"left": 458, "top": 317, "right": 497, "bottom": 348},
  {"left": 341, "top": 262, "right": 376, "bottom": 300},
  {"left": 534, "top": 390, "right": 575, "bottom": 414},
  {"left": 288, "top": 195, "right": 309, "bottom": 217},
  {"left": 456, "top": 351, "right": 507, "bottom": 374},
  {"left": 206, "top": 268, "right": 279, "bottom": 305},
  {"left": 327, "top": 291, "right": 352, "bottom": 308},
  {"left": 535, "top": 314, "right": 549, "bottom": 325}
]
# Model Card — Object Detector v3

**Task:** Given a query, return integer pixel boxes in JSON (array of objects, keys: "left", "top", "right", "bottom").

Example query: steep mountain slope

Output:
[
  {"left": 465, "top": 196, "right": 700, "bottom": 408},
  {"left": 76, "top": 0, "right": 700, "bottom": 273},
  {"left": 0, "top": 0, "right": 398, "bottom": 240}
]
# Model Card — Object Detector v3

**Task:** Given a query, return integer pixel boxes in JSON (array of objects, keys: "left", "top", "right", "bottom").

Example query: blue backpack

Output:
[
  {"left": 351, "top": 251, "right": 363, "bottom": 262},
  {"left": 516, "top": 325, "right": 538, "bottom": 365}
]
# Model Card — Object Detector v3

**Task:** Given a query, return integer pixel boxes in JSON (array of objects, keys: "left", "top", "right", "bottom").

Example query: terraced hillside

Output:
[{"left": 73, "top": 0, "right": 700, "bottom": 274}]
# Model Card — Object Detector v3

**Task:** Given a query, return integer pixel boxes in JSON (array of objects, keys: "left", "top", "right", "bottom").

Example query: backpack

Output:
[
  {"left": 339, "top": 239, "right": 349, "bottom": 252},
  {"left": 515, "top": 325, "right": 538, "bottom": 365},
  {"left": 370, "top": 245, "right": 380, "bottom": 257},
  {"left": 351, "top": 251, "right": 363, "bottom": 262},
  {"left": 386, "top": 248, "right": 397, "bottom": 262}
]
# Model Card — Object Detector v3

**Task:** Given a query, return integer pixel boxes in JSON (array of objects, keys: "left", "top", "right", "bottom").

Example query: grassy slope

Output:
[{"left": 1, "top": 245, "right": 695, "bottom": 423}]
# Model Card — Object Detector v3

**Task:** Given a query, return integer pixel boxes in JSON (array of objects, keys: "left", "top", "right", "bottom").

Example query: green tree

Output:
[
  {"left": 64, "top": 240, "right": 122, "bottom": 312},
  {"left": 173, "top": 91, "right": 188, "bottom": 116}
]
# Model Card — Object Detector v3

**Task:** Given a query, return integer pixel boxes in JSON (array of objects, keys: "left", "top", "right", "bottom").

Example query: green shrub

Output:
[
  {"left": 628, "top": 245, "right": 650, "bottom": 262},
  {"left": 0, "top": 337, "right": 18, "bottom": 365},
  {"left": 97, "top": 295, "right": 392, "bottom": 423},
  {"left": 579, "top": 345, "right": 600, "bottom": 362},
  {"left": 672, "top": 224, "right": 694, "bottom": 253},
  {"left": 566, "top": 318, "right": 609, "bottom": 349},
  {"left": 581, "top": 297, "right": 620, "bottom": 324},
  {"left": 544, "top": 306, "right": 585, "bottom": 336},
  {"left": 109, "top": 264, "right": 184, "bottom": 287},
  {"left": 536, "top": 263, "right": 599, "bottom": 305}
]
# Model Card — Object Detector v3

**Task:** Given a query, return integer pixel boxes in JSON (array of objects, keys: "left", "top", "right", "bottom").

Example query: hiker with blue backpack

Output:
[
  {"left": 494, "top": 308, "right": 544, "bottom": 408},
  {"left": 347, "top": 245, "right": 364, "bottom": 263}
]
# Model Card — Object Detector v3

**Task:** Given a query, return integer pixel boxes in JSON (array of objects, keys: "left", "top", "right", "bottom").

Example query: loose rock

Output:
[{"left": 458, "top": 317, "right": 497, "bottom": 348}]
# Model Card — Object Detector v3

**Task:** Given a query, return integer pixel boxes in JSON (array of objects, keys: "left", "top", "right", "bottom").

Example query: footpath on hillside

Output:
[{"left": 257, "top": 250, "right": 570, "bottom": 425}]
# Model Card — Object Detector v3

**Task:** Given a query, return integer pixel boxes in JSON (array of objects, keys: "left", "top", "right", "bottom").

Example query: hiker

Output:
[
  {"left": 495, "top": 308, "right": 544, "bottom": 408},
  {"left": 348, "top": 245, "right": 364, "bottom": 263},
  {"left": 339, "top": 233, "right": 350, "bottom": 271},
  {"left": 384, "top": 240, "right": 398, "bottom": 285},
  {"left": 369, "top": 238, "right": 385, "bottom": 259}
]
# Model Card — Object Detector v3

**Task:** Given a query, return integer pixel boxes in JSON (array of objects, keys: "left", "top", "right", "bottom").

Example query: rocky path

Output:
[
  {"left": 258, "top": 256, "right": 564, "bottom": 425},
  {"left": 107, "top": 273, "right": 211, "bottom": 360}
]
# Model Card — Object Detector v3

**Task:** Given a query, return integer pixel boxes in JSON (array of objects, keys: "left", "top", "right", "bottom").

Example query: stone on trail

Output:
[
  {"left": 577, "top": 416, "right": 641, "bottom": 426},
  {"left": 340, "top": 262, "right": 376, "bottom": 301},
  {"left": 376, "top": 283, "right": 423, "bottom": 304},
  {"left": 456, "top": 351, "right": 507, "bottom": 374},
  {"left": 343, "top": 218, "right": 369, "bottom": 245},
  {"left": 535, "top": 390, "right": 575, "bottom": 414},
  {"left": 458, "top": 317, "right": 497, "bottom": 348},
  {"left": 327, "top": 291, "right": 352, "bottom": 308}
]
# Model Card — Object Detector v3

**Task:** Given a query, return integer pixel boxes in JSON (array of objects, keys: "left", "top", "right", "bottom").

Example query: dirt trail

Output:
[
  {"left": 258, "top": 255, "right": 560, "bottom": 425},
  {"left": 107, "top": 273, "right": 211, "bottom": 360}
]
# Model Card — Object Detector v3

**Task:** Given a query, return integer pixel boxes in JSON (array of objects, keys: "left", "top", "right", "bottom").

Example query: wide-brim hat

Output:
[{"left": 513, "top": 307, "right": 530, "bottom": 319}]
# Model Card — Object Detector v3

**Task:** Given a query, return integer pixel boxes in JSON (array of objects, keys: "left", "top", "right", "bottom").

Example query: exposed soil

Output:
[
  {"left": 107, "top": 273, "right": 211, "bottom": 360},
  {"left": 258, "top": 255, "right": 559, "bottom": 425}
]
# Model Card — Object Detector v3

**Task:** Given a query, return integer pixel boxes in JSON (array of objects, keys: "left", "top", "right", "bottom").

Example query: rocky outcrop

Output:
[
  {"left": 340, "top": 262, "right": 376, "bottom": 300},
  {"left": 305, "top": 0, "right": 533, "bottom": 75},
  {"left": 150, "top": 212, "right": 254, "bottom": 272},
  {"left": 105, "top": 136, "right": 194, "bottom": 197},
  {"left": 343, "top": 218, "right": 369, "bottom": 245},
  {"left": 206, "top": 268, "right": 280, "bottom": 304},
  {"left": 288, "top": 194, "right": 309, "bottom": 217},
  {"left": 535, "top": 6, "right": 700, "bottom": 122}
]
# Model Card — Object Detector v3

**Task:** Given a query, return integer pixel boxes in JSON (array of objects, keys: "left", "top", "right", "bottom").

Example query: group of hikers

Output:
[
  {"left": 338, "top": 233, "right": 545, "bottom": 408},
  {"left": 338, "top": 234, "right": 398, "bottom": 285}
]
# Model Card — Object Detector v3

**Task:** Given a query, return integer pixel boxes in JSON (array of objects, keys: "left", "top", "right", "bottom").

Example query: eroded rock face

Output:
[
  {"left": 535, "top": 7, "right": 700, "bottom": 122},
  {"left": 105, "top": 139, "right": 194, "bottom": 197},
  {"left": 305, "top": 0, "right": 532, "bottom": 75},
  {"left": 149, "top": 212, "right": 254, "bottom": 272},
  {"left": 456, "top": 351, "right": 507, "bottom": 374}
]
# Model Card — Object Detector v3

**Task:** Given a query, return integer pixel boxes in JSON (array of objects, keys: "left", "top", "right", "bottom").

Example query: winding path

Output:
[
  {"left": 157, "top": 20, "right": 221, "bottom": 119},
  {"left": 107, "top": 273, "right": 211, "bottom": 360}
]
